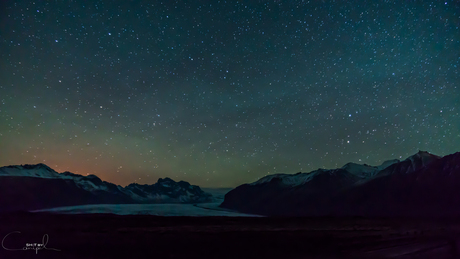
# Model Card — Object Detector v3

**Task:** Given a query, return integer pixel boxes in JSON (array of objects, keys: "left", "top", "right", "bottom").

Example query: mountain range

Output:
[
  {"left": 220, "top": 151, "right": 460, "bottom": 217},
  {"left": 0, "top": 163, "right": 212, "bottom": 212}
]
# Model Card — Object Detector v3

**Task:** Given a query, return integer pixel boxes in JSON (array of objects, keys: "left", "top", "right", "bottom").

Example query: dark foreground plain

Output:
[{"left": 1, "top": 212, "right": 460, "bottom": 259}]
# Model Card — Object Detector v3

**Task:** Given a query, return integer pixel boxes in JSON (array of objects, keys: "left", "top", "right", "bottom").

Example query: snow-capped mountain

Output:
[
  {"left": 247, "top": 157, "right": 398, "bottom": 188},
  {"left": 123, "top": 178, "right": 212, "bottom": 203},
  {"left": 0, "top": 164, "right": 121, "bottom": 193},
  {"left": 0, "top": 163, "right": 62, "bottom": 178},
  {"left": 0, "top": 164, "right": 212, "bottom": 212},
  {"left": 220, "top": 150, "right": 456, "bottom": 217},
  {"left": 374, "top": 150, "right": 441, "bottom": 177},
  {"left": 341, "top": 158, "right": 400, "bottom": 178}
]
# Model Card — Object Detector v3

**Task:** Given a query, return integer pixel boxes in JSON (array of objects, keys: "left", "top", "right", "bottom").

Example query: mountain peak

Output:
[
  {"left": 0, "top": 163, "right": 59, "bottom": 178},
  {"left": 405, "top": 150, "right": 441, "bottom": 163},
  {"left": 341, "top": 162, "right": 377, "bottom": 178},
  {"left": 23, "top": 163, "right": 55, "bottom": 171},
  {"left": 341, "top": 162, "right": 369, "bottom": 170},
  {"left": 417, "top": 150, "right": 432, "bottom": 155},
  {"left": 159, "top": 177, "right": 174, "bottom": 181}
]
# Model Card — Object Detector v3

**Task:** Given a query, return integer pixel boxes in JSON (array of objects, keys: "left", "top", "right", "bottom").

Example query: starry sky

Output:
[{"left": 1, "top": 0, "right": 459, "bottom": 188}]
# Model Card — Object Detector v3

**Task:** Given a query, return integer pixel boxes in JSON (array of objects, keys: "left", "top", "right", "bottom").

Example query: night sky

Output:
[{"left": 1, "top": 1, "right": 459, "bottom": 188}]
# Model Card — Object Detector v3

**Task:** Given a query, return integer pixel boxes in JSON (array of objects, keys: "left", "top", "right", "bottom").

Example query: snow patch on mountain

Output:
[
  {"left": 341, "top": 163, "right": 376, "bottom": 178},
  {"left": 250, "top": 171, "right": 320, "bottom": 187},
  {"left": 341, "top": 159, "right": 401, "bottom": 178},
  {"left": 0, "top": 163, "right": 61, "bottom": 178}
]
